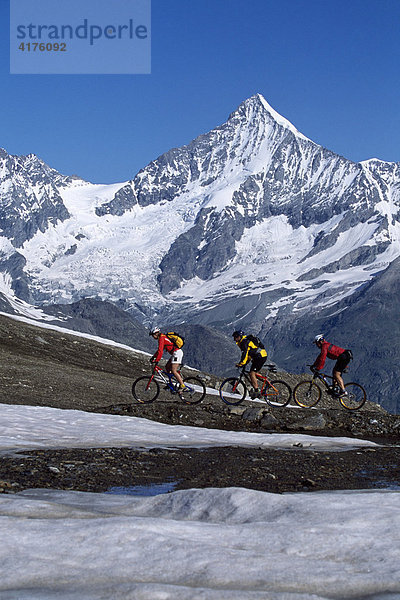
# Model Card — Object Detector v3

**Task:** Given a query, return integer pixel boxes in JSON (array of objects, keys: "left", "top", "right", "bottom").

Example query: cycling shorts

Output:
[
  {"left": 170, "top": 349, "right": 183, "bottom": 364},
  {"left": 334, "top": 350, "right": 352, "bottom": 374},
  {"left": 249, "top": 354, "right": 267, "bottom": 372}
]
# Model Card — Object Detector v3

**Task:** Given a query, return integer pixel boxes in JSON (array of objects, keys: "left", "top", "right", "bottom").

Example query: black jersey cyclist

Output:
[{"left": 232, "top": 331, "right": 267, "bottom": 398}]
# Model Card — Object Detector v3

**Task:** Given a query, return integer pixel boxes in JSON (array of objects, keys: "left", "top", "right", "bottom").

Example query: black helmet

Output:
[{"left": 232, "top": 330, "right": 245, "bottom": 339}]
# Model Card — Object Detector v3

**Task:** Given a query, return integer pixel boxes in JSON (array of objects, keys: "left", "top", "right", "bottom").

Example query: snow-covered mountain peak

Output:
[
  {"left": 361, "top": 157, "right": 399, "bottom": 167},
  {"left": 0, "top": 148, "right": 73, "bottom": 187},
  {"left": 93, "top": 94, "right": 323, "bottom": 224},
  {"left": 230, "top": 94, "right": 312, "bottom": 144},
  {"left": 0, "top": 148, "right": 74, "bottom": 247}
]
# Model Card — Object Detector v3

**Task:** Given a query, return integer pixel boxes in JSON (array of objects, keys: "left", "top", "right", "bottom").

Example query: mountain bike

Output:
[
  {"left": 132, "top": 363, "right": 206, "bottom": 405},
  {"left": 293, "top": 366, "right": 366, "bottom": 410},
  {"left": 219, "top": 365, "right": 292, "bottom": 407}
]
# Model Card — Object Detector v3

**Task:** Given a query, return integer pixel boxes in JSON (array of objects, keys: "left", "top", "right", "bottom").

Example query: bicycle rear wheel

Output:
[
  {"left": 181, "top": 376, "right": 206, "bottom": 405},
  {"left": 340, "top": 382, "right": 367, "bottom": 410},
  {"left": 293, "top": 380, "right": 321, "bottom": 408},
  {"left": 264, "top": 380, "right": 292, "bottom": 407},
  {"left": 132, "top": 376, "right": 160, "bottom": 403},
  {"left": 219, "top": 377, "right": 247, "bottom": 405}
]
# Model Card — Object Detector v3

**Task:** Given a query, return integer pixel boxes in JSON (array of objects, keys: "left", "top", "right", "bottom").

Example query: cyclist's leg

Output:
[
  {"left": 164, "top": 358, "right": 175, "bottom": 389},
  {"left": 170, "top": 349, "right": 185, "bottom": 387},
  {"left": 332, "top": 369, "right": 344, "bottom": 394},
  {"left": 249, "top": 355, "right": 267, "bottom": 395},
  {"left": 333, "top": 352, "right": 350, "bottom": 394}
]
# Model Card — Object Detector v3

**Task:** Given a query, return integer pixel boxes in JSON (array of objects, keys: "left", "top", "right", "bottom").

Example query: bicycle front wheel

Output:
[
  {"left": 293, "top": 380, "right": 321, "bottom": 408},
  {"left": 132, "top": 376, "right": 160, "bottom": 403},
  {"left": 181, "top": 377, "right": 206, "bottom": 405},
  {"left": 219, "top": 377, "right": 247, "bottom": 405},
  {"left": 264, "top": 380, "right": 292, "bottom": 407},
  {"left": 340, "top": 382, "right": 367, "bottom": 410}
]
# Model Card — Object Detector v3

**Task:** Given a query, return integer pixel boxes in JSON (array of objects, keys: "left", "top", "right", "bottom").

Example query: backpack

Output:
[
  {"left": 246, "top": 334, "right": 265, "bottom": 349},
  {"left": 166, "top": 331, "right": 185, "bottom": 349}
]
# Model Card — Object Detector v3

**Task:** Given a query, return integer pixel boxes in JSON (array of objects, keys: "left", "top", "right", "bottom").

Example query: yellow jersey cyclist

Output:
[{"left": 232, "top": 330, "right": 267, "bottom": 398}]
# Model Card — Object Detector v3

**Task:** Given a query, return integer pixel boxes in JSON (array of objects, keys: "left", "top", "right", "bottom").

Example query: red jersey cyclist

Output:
[
  {"left": 149, "top": 327, "right": 188, "bottom": 391},
  {"left": 312, "top": 334, "right": 353, "bottom": 397}
]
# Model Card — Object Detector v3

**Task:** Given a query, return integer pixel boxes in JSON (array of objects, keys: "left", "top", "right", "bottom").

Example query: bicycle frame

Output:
[
  {"left": 239, "top": 367, "right": 280, "bottom": 395},
  {"left": 312, "top": 370, "right": 334, "bottom": 390},
  {"left": 132, "top": 363, "right": 207, "bottom": 405},
  {"left": 149, "top": 364, "right": 181, "bottom": 394}
]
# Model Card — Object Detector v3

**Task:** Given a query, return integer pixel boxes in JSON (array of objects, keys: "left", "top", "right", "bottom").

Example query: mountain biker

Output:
[
  {"left": 232, "top": 330, "right": 267, "bottom": 398},
  {"left": 311, "top": 334, "right": 353, "bottom": 397},
  {"left": 149, "top": 327, "right": 188, "bottom": 391}
]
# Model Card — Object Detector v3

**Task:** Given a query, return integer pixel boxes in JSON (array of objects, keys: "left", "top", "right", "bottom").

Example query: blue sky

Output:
[{"left": 1, "top": 0, "right": 399, "bottom": 183}]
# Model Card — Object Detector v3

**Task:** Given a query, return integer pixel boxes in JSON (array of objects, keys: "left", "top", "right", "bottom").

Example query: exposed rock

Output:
[
  {"left": 260, "top": 413, "right": 278, "bottom": 428},
  {"left": 242, "top": 407, "right": 267, "bottom": 422},
  {"left": 287, "top": 413, "right": 327, "bottom": 431}
]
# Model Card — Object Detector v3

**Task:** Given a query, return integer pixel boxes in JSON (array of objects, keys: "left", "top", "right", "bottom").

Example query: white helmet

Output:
[
  {"left": 149, "top": 326, "right": 161, "bottom": 336},
  {"left": 314, "top": 334, "right": 324, "bottom": 343}
]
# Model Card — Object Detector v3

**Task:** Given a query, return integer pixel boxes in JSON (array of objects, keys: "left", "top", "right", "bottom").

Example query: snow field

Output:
[
  {"left": 0, "top": 393, "right": 397, "bottom": 599},
  {"left": 0, "top": 403, "right": 378, "bottom": 452},
  {"left": 0, "top": 486, "right": 399, "bottom": 599}
]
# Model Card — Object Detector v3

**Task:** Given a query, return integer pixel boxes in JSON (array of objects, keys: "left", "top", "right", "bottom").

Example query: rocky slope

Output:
[{"left": 0, "top": 312, "right": 397, "bottom": 440}]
